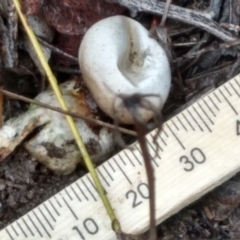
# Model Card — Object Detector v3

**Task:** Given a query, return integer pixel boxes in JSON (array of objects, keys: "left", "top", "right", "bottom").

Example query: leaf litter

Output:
[{"left": 1, "top": 0, "right": 240, "bottom": 239}]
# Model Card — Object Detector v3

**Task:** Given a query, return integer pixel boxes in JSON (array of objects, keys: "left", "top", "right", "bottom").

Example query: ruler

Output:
[{"left": 1, "top": 75, "right": 240, "bottom": 240}]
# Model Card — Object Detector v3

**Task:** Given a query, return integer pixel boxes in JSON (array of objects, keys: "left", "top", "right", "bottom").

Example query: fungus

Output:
[
  {"left": 0, "top": 80, "right": 116, "bottom": 175},
  {"left": 79, "top": 15, "right": 171, "bottom": 124}
]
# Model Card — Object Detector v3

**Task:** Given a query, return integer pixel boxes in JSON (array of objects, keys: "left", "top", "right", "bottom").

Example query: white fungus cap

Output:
[{"left": 79, "top": 15, "right": 171, "bottom": 124}]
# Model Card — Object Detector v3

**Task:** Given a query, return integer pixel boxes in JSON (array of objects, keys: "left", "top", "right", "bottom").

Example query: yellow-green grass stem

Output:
[{"left": 12, "top": 0, "right": 121, "bottom": 231}]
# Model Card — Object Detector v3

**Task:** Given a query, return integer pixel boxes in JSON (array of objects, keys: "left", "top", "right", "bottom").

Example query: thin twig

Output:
[
  {"left": 173, "top": 41, "right": 207, "bottom": 47},
  {"left": 175, "top": 39, "right": 240, "bottom": 62},
  {"left": 52, "top": 66, "right": 81, "bottom": 74},
  {"left": 37, "top": 37, "right": 79, "bottom": 64},
  {"left": 109, "top": 0, "right": 236, "bottom": 41},
  {"left": 169, "top": 26, "right": 196, "bottom": 37},
  {"left": 160, "top": 0, "right": 171, "bottom": 27},
  {"left": 0, "top": 88, "right": 137, "bottom": 136}
]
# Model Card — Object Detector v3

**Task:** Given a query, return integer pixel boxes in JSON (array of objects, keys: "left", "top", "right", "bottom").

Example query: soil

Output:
[
  {"left": 1, "top": 0, "right": 240, "bottom": 239},
  {"left": 0, "top": 147, "right": 87, "bottom": 231}
]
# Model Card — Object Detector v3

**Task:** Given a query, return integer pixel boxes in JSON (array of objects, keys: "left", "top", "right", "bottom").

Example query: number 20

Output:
[{"left": 125, "top": 183, "right": 149, "bottom": 208}]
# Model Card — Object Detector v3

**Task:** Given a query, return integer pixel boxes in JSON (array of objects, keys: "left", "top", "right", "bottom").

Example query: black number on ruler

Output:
[
  {"left": 125, "top": 183, "right": 149, "bottom": 208},
  {"left": 237, "top": 120, "right": 240, "bottom": 136},
  {"left": 72, "top": 218, "right": 99, "bottom": 239},
  {"left": 179, "top": 148, "right": 206, "bottom": 172}
]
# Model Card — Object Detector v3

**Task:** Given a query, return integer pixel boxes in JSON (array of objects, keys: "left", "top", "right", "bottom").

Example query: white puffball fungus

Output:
[{"left": 79, "top": 15, "right": 171, "bottom": 124}]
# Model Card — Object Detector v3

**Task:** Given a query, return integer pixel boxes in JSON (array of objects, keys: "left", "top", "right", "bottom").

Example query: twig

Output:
[
  {"left": 160, "top": 0, "right": 171, "bottom": 27},
  {"left": 173, "top": 41, "right": 207, "bottom": 47},
  {"left": 0, "top": 88, "right": 137, "bottom": 136},
  {"left": 52, "top": 66, "right": 81, "bottom": 74},
  {"left": 37, "top": 37, "right": 79, "bottom": 64},
  {"left": 175, "top": 39, "right": 240, "bottom": 62},
  {"left": 109, "top": 0, "right": 237, "bottom": 41},
  {"left": 169, "top": 26, "right": 195, "bottom": 37}
]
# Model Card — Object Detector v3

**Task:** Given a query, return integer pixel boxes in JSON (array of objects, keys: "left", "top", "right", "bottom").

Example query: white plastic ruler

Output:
[{"left": 1, "top": 75, "right": 240, "bottom": 240}]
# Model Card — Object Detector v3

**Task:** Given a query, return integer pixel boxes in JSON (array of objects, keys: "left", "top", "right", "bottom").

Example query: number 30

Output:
[{"left": 179, "top": 148, "right": 206, "bottom": 172}]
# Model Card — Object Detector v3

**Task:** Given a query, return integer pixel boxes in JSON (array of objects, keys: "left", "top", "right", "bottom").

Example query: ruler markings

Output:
[
  {"left": 218, "top": 88, "right": 238, "bottom": 115},
  {"left": 203, "top": 98, "right": 216, "bottom": 117},
  {"left": 82, "top": 178, "right": 97, "bottom": 201},
  {"left": 187, "top": 109, "right": 203, "bottom": 131},
  {"left": 43, "top": 203, "right": 56, "bottom": 222},
  {"left": 176, "top": 115, "right": 188, "bottom": 131},
  {"left": 197, "top": 102, "right": 214, "bottom": 125},
  {"left": 229, "top": 81, "right": 240, "bottom": 97},
  {"left": 122, "top": 151, "right": 135, "bottom": 167},
  {"left": 53, "top": 196, "right": 62, "bottom": 208},
  {"left": 147, "top": 136, "right": 162, "bottom": 159},
  {"left": 171, "top": 119, "right": 179, "bottom": 131},
  {"left": 76, "top": 182, "right": 89, "bottom": 201},
  {"left": 65, "top": 188, "right": 73, "bottom": 201},
  {"left": 70, "top": 185, "right": 82, "bottom": 202},
  {"left": 87, "top": 175, "right": 99, "bottom": 194},
  {"left": 27, "top": 214, "right": 43, "bottom": 237},
  {"left": 150, "top": 133, "right": 163, "bottom": 152},
  {"left": 224, "top": 84, "right": 232, "bottom": 96},
  {"left": 10, "top": 224, "right": 18, "bottom": 237},
  {"left": 16, "top": 221, "right": 27, "bottom": 238},
  {"left": 33, "top": 210, "right": 51, "bottom": 238},
  {"left": 148, "top": 136, "right": 163, "bottom": 158},
  {"left": 129, "top": 148, "right": 142, "bottom": 165},
  {"left": 119, "top": 153, "right": 126, "bottom": 165},
  {"left": 162, "top": 129, "right": 169, "bottom": 138},
  {"left": 38, "top": 207, "right": 54, "bottom": 230},
  {"left": 208, "top": 95, "right": 219, "bottom": 111},
  {"left": 113, "top": 157, "right": 132, "bottom": 184},
  {"left": 97, "top": 168, "right": 110, "bottom": 187},
  {"left": 166, "top": 123, "right": 185, "bottom": 150},
  {"left": 6, "top": 228, "right": 14, "bottom": 240},
  {"left": 107, "top": 161, "right": 116, "bottom": 172},
  {"left": 123, "top": 149, "right": 139, "bottom": 167},
  {"left": 102, "top": 163, "right": 114, "bottom": 181},
  {"left": 62, "top": 197, "right": 78, "bottom": 221},
  {"left": 157, "top": 142, "right": 163, "bottom": 153},
  {"left": 50, "top": 198, "right": 60, "bottom": 215},
  {"left": 135, "top": 146, "right": 146, "bottom": 164},
  {"left": 22, "top": 217, "right": 34, "bottom": 236},
  {"left": 213, "top": 91, "right": 221, "bottom": 103},
  {"left": 182, "top": 112, "right": 195, "bottom": 131},
  {"left": 234, "top": 77, "right": 240, "bottom": 88},
  {"left": 192, "top": 106, "right": 212, "bottom": 132},
  {"left": 158, "top": 134, "right": 167, "bottom": 146}
]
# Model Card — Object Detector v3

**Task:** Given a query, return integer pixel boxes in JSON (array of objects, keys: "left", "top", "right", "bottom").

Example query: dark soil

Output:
[
  {"left": 1, "top": 0, "right": 240, "bottom": 239},
  {"left": 0, "top": 148, "right": 87, "bottom": 231}
]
